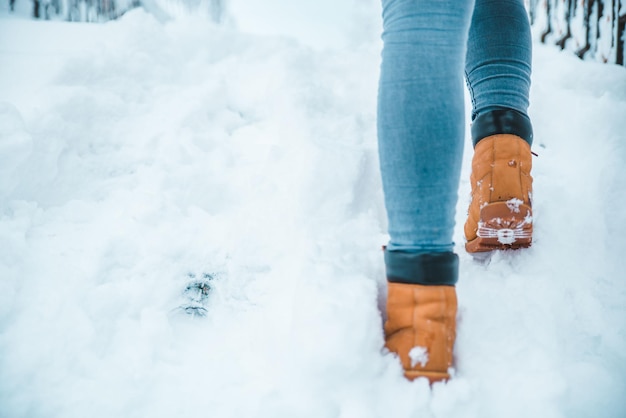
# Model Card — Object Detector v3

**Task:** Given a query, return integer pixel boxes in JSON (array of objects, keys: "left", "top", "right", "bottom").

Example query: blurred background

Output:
[{"left": 1, "top": 0, "right": 624, "bottom": 64}]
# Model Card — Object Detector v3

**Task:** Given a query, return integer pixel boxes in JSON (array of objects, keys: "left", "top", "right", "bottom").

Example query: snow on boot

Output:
[
  {"left": 384, "top": 282, "right": 457, "bottom": 383},
  {"left": 465, "top": 133, "right": 533, "bottom": 253}
]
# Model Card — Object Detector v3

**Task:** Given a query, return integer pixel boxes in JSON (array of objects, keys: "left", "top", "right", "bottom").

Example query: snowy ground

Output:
[{"left": 1, "top": 4, "right": 626, "bottom": 418}]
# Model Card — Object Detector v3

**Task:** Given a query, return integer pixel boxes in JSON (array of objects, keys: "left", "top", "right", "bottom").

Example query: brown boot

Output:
[
  {"left": 384, "top": 282, "right": 457, "bottom": 383},
  {"left": 464, "top": 133, "right": 533, "bottom": 253}
]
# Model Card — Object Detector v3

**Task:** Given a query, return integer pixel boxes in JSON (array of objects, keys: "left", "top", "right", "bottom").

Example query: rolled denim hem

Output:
[{"left": 385, "top": 250, "right": 459, "bottom": 286}]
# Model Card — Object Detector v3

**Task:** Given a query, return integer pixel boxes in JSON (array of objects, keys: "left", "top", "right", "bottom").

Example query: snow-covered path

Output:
[{"left": 1, "top": 9, "right": 625, "bottom": 418}]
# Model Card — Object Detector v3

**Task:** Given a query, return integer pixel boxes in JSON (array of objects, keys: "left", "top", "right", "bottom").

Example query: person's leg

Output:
[
  {"left": 378, "top": 0, "right": 474, "bottom": 256},
  {"left": 464, "top": 0, "right": 535, "bottom": 253},
  {"left": 378, "top": 0, "right": 475, "bottom": 383},
  {"left": 466, "top": 0, "right": 532, "bottom": 129}
]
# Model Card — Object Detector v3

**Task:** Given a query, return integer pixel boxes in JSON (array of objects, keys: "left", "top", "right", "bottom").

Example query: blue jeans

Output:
[{"left": 378, "top": 0, "right": 532, "bottom": 258}]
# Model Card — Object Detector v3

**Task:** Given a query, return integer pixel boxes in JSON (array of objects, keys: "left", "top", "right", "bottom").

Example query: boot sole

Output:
[
  {"left": 465, "top": 201, "right": 532, "bottom": 253},
  {"left": 404, "top": 369, "right": 450, "bottom": 384}
]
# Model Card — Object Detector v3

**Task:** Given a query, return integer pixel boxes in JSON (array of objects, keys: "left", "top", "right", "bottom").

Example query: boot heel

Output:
[{"left": 465, "top": 201, "right": 532, "bottom": 253}]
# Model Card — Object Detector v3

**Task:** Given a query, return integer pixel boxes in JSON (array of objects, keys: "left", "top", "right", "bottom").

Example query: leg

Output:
[
  {"left": 464, "top": 0, "right": 535, "bottom": 253},
  {"left": 466, "top": 0, "right": 533, "bottom": 125},
  {"left": 378, "top": 0, "right": 475, "bottom": 383},
  {"left": 378, "top": 0, "right": 474, "bottom": 256}
]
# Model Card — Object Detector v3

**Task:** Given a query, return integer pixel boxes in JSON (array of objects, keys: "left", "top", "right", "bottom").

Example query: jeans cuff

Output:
[
  {"left": 471, "top": 108, "right": 533, "bottom": 147},
  {"left": 384, "top": 250, "right": 459, "bottom": 286}
]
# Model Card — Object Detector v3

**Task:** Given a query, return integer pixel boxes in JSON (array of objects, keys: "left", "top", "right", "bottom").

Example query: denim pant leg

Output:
[
  {"left": 465, "top": 0, "right": 532, "bottom": 126},
  {"left": 378, "top": 0, "right": 475, "bottom": 255}
]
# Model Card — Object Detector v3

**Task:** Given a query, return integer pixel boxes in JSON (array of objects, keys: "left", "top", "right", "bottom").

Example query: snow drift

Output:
[{"left": 0, "top": 6, "right": 625, "bottom": 418}]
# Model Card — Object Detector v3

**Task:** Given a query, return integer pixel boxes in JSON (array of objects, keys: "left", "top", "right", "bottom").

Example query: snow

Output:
[
  {"left": 226, "top": 0, "right": 381, "bottom": 50},
  {"left": 597, "top": 1, "right": 616, "bottom": 63},
  {"left": 409, "top": 346, "right": 429, "bottom": 369},
  {"left": 1, "top": 3, "right": 626, "bottom": 418},
  {"left": 506, "top": 198, "right": 524, "bottom": 213}
]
